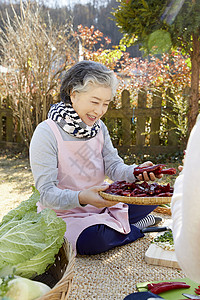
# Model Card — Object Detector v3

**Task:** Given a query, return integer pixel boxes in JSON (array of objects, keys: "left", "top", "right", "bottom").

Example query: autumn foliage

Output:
[{"left": 0, "top": 2, "right": 192, "bottom": 147}]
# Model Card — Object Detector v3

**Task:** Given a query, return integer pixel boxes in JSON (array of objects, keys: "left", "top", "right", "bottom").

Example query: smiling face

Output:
[{"left": 70, "top": 84, "right": 112, "bottom": 126}]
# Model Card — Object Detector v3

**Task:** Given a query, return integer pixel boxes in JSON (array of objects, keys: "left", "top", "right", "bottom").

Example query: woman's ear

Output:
[{"left": 70, "top": 91, "right": 76, "bottom": 104}]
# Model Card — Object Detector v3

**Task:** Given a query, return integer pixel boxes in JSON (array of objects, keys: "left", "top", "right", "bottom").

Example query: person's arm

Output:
[
  {"left": 29, "top": 122, "right": 81, "bottom": 210},
  {"left": 171, "top": 118, "right": 200, "bottom": 282},
  {"left": 30, "top": 122, "right": 118, "bottom": 209}
]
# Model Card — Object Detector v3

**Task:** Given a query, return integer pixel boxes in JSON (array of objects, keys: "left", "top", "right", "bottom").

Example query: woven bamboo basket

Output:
[
  {"left": 154, "top": 206, "right": 172, "bottom": 215},
  {"left": 99, "top": 191, "right": 172, "bottom": 205},
  {"left": 33, "top": 237, "right": 75, "bottom": 300}
]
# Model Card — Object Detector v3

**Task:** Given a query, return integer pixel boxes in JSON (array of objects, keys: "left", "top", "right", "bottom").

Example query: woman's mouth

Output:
[{"left": 87, "top": 114, "right": 96, "bottom": 122}]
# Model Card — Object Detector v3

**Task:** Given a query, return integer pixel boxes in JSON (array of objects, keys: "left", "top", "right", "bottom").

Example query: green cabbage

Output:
[
  {"left": 0, "top": 188, "right": 66, "bottom": 279},
  {"left": 5, "top": 276, "right": 51, "bottom": 300},
  {"left": 0, "top": 275, "right": 51, "bottom": 300}
]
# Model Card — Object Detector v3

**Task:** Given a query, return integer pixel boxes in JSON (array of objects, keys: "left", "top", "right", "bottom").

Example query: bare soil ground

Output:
[{"left": 0, "top": 150, "right": 34, "bottom": 221}]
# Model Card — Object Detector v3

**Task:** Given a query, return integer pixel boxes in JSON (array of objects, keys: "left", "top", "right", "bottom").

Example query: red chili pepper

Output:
[
  {"left": 147, "top": 281, "right": 187, "bottom": 290},
  {"left": 149, "top": 283, "right": 190, "bottom": 294},
  {"left": 159, "top": 183, "right": 170, "bottom": 193},
  {"left": 195, "top": 288, "right": 200, "bottom": 295},
  {"left": 157, "top": 192, "right": 173, "bottom": 197},
  {"left": 121, "top": 191, "right": 131, "bottom": 196},
  {"left": 133, "top": 164, "right": 166, "bottom": 176},
  {"left": 149, "top": 184, "right": 156, "bottom": 195},
  {"left": 161, "top": 168, "right": 176, "bottom": 175},
  {"left": 195, "top": 287, "right": 200, "bottom": 291},
  {"left": 133, "top": 164, "right": 176, "bottom": 177}
]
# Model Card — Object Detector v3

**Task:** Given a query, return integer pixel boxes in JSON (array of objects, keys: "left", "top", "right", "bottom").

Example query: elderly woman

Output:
[{"left": 30, "top": 60, "right": 161, "bottom": 255}]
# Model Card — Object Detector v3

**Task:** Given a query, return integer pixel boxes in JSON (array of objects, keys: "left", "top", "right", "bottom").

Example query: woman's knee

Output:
[{"left": 76, "top": 224, "right": 110, "bottom": 255}]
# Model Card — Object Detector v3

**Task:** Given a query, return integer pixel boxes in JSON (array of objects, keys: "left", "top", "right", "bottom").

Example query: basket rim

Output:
[
  {"left": 37, "top": 237, "right": 75, "bottom": 300},
  {"left": 99, "top": 191, "right": 171, "bottom": 205},
  {"left": 154, "top": 206, "right": 171, "bottom": 215}
]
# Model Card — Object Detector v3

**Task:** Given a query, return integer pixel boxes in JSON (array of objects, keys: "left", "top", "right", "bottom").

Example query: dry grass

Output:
[
  {"left": 0, "top": 150, "right": 34, "bottom": 221},
  {"left": 0, "top": 150, "right": 186, "bottom": 300}
]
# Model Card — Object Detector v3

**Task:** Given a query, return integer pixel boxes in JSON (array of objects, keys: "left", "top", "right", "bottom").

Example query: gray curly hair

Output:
[{"left": 60, "top": 60, "right": 118, "bottom": 104}]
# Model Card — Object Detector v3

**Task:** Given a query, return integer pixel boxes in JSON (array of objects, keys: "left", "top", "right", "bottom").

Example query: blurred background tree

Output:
[
  {"left": 113, "top": 0, "right": 200, "bottom": 135},
  {"left": 0, "top": 1, "right": 77, "bottom": 146},
  {"left": 0, "top": 0, "right": 195, "bottom": 149}
]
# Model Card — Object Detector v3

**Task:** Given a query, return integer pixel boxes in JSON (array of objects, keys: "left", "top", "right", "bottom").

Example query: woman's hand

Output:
[
  {"left": 178, "top": 151, "right": 186, "bottom": 172},
  {"left": 178, "top": 159, "right": 184, "bottom": 172},
  {"left": 78, "top": 184, "right": 118, "bottom": 208},
  {"left": 136, "top": 161, "right": 163, "bottom": 181},
  {"left": 178, "top": 165, "right": 184, "bottom": 172}
]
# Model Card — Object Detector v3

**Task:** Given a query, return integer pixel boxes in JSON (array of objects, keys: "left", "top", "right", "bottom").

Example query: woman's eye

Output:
[{"left": 91, "top": 101, "right": 99, "bottom": 104}]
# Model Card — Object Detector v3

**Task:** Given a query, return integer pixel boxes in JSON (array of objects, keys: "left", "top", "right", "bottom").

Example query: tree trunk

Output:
[{"left": 188, "top": 33, "right": 200, "bottom": 134}]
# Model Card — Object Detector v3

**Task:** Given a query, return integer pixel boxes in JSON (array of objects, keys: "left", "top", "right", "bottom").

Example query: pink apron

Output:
[{"left": 37, "top": 119, "right": 130, "bottom": 251}]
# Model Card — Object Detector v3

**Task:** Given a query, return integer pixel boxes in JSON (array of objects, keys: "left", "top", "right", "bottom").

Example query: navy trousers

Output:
[{"left": 76, "top": 204, "right": 157, "bottom": 255}]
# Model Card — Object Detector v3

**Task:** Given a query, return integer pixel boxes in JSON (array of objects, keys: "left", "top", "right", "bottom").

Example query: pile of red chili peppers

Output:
[
  {"left": 133, "top": 164, "right": 176, "bottom": 177},
  {"left": 104, "top": 164, "right": 176, "bottom": 197},
  {"left": 147, "top": 281, "right": 190, "bottom": 294},
  {"left": 105, "top": 181, "right": 173, "bottom": 197}
]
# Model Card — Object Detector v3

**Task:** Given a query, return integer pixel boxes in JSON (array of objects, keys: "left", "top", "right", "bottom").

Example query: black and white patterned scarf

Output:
[{"left": 48, "top": 101, "right": 100, "bottom": 138}]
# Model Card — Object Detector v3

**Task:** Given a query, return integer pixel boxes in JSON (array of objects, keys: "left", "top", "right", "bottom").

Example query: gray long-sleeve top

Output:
[{"left": 30, "top": 120, "right": 137, "bottom": 210}]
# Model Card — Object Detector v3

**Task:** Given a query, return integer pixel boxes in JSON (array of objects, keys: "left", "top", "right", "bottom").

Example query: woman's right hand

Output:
[
  {"left": 78, "top": 184, "right": 118, "bottom": 208},
  {"left": 178, "top": 165, "right": 184, "bottom": 172},
  {"left": 178, "top": 150, "right": 186, "bottom": 172}
]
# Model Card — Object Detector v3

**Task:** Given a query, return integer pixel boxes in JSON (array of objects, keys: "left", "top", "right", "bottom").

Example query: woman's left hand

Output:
[{"left": 136, "top": 161, "right": 163, "bottom": 181}]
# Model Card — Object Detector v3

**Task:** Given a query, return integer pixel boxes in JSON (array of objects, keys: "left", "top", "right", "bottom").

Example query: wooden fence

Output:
[
  {"left": 0, "top": 98, "right": 21, "bottom": 148},
  {"left": 0, "top": 90, "right": 184, "bottom": 154},
  {"left": 102, "top": 89, "right": 183, "bottom": 156}
]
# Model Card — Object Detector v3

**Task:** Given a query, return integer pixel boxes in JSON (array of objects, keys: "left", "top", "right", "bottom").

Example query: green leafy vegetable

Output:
[
  {"left": 154, "top": 231, "right": 174, "bottom": 244},
  {"left": 0, "top": 273, "right": 15, "bottom": 297},
  {"left": 0, "top": 274, "right": 51, "bottom": 300},
  {"left": 0, "top": 189, "right": 66, "bottom": 279},
  {"left": 4, "top": 276, "right": 51, "bottom": 300},
  {"left": 153, "top": 231, "right": 174, "bottom": 251},
  {"left": 1, "top": 187, "right": 39, "bottom": 225}
]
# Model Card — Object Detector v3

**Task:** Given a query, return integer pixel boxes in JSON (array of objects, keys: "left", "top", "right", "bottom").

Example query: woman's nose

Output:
[{"left": 94, "top": 104, "right": 104, "bottom": 115}]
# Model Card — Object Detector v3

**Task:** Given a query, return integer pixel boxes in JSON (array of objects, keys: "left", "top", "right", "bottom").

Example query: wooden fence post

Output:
[
  {"left": 0, "top": 97, "right": 2, "bottom": 142},
  {"left": 121, "top": 90, "right": 132, "bottom": 145},
  {"left": 135, "top": 89, "right": 147, "bottom": 146},
  {"left": 166, "top": 88, "right": 179, "bottom": 146},
  {"left": 16, "top": 119, "right": 22, "bottom": 143},
  {"left": 0, "top": 97, "right": 16, "bottom": 144},
  {"left": 0, "top": 111, "right": 2, "bottom": 142},
  {"left": 150, "top": 91, "right": 162, "bottom": 145},
  {"left": 5, "top": 111, "right": 13, "bottom": 142}
]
